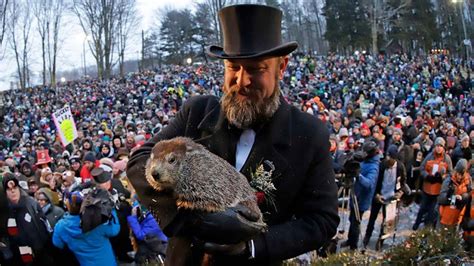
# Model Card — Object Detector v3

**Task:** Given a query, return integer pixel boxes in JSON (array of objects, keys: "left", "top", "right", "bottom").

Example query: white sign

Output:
[
  {"left": 155, "top": 74, "right": 164, "bottom": 83},
  {"left": 52, "top": 105, "right": 78, "bottom": 146}
]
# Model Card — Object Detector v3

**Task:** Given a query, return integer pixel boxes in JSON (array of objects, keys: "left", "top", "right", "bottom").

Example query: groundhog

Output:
[{"left": 145, "top": 137, "right": 266, "bottom": 265}]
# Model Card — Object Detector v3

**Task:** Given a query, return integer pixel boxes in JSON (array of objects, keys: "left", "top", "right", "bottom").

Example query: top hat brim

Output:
[{"left": 207, "top": 41, "right": 298, "bottom": 59}]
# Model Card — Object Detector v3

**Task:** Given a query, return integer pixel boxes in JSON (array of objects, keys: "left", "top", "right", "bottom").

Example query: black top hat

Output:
[
  {"left": 207, "top": 4, "right": 298, "bottom": 59},
  {"left": 91, "top": 167, "right": 112, "bottom": 184}
]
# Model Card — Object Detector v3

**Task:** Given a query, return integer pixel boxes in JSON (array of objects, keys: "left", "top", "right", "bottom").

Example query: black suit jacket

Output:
[{"left": 126, "top": 95, "right": 339, "bottom": 264}]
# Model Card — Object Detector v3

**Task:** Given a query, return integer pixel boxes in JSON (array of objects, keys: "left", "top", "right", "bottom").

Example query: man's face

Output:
[
  {"left": 6, "top": 181, "right": 20, "bottom": 204},
  {"left": 222, "top": 56, "right": 288, "bottom": 129}
]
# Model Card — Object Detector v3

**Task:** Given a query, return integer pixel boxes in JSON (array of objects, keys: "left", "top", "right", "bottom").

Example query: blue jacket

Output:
[
  {"left": 127, "top": 212, "right": 168, "bottom": 242},
  {"left": 52, "top": 210, "right": 120, "bottom": 266},
  {"left": 353, "top": 154, "right": 380, "bottom": 212}
]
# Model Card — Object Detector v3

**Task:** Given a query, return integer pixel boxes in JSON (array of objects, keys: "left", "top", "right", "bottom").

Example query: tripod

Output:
[{"left": 336, "top": 175, "right": 363, "bottom": 251}]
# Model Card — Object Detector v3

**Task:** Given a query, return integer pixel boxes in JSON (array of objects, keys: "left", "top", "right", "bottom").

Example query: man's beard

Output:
[{"left": 221, "top": 85, "right": 281, "bottom": 129}]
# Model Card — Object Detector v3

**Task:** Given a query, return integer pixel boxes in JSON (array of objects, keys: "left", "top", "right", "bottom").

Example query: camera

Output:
[{"left": 341, "top": 151, "right": 367, "bottom": 188}]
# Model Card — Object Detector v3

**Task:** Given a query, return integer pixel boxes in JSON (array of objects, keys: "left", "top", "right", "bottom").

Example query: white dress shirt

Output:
[{"left": 235, "top": 129, "right": 256, "bottom": 172}]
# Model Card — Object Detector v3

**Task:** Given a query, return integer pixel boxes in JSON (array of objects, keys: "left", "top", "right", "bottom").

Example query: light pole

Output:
[{"left": 452, "top": 0, "right": 470, "bottom": 59}]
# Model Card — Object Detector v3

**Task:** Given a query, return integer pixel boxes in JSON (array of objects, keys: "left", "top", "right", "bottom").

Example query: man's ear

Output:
[{"left": 278, "top": 56, "right": 289, "bottom": 80}]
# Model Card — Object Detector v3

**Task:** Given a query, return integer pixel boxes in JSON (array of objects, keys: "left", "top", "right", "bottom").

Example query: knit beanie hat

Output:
[
  {"left": 434, "top": 137, "right": 446, "bottom": 148},
  {"left": 83, "top": 152, "right": 96, "bottom": 163},
  {"left": 392, "top": 127, "right": 403, "bottom": 136},
  {"left": 99, "top": 158, "right": 114, "bottom": 172},
  {"left": 387, "top": 145, "right": 399, "bottom": 160},
  {"left": 455, "top": 159, "right": 468, "bottom": 174}
]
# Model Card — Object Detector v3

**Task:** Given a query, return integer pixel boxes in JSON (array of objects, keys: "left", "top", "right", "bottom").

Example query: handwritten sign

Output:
[{"left": 52, "top": 105, "right": 78, "bottom": 146}]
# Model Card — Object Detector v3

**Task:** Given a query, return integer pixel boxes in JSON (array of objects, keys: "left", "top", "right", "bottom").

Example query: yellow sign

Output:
[{"left": 52, "top": 105, "right": 78, "bottom": 146}]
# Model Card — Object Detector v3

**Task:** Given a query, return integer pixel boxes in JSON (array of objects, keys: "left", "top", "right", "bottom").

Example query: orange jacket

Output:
[
  {"left": 439, "top": 173, "right": 471, "bottom": 226},
  {"left": 422, "top": 152, "right": 452, "bottom": 196}
]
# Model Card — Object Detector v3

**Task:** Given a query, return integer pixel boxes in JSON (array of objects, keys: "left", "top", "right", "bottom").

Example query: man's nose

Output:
[{"left": 236, "top": 68, "right": 251, "bottom": 88}]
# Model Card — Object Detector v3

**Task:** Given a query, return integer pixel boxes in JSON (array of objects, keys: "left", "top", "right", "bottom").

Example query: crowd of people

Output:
[{"left": 0, "top": 50, "right": 471, "bottom": 264}]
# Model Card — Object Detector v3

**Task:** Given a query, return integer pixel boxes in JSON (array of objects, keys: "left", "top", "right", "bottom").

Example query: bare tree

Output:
[
  {"left": 366, "top": 0, "right": 411, "bottom": 54},
  {"left": 72, "top": 0, "right": 119, "bottom": 80},
  {"left": 0, "top": 0, "right": 9, "bottom": 59},
  {"left": 115, "top": 0, "right": 139, "bottom": 77},
  {"left": 205, "top": 0, "right": 227, "bottom": 46},
  {"left": 8, "top": 0, "right": 32, "bottom": 89},
  {"left": 32, "top": 0, "right": 65, "bottom": 86}
]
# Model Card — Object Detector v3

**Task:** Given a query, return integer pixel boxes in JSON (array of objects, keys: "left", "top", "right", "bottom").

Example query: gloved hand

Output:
[
  {"left": 166, "top": 204, "right": 266, "bottom": 245},
  {"left": 434, "top": 172, "right": 443, "bottom": 183},
  {"left": 425, "top": 174, "right": 435, "bottom": 183},
  {"left": 198, "top": 240, "right": 249, "bottom": 257}
]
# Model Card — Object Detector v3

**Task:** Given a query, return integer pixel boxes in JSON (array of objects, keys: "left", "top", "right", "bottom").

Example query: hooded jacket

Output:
[
  {"left": 52, "top": 210, "right": 120, "bottom": 266},
  {"left": 36, "top": 188, "right": 64, "bottom": 228}
]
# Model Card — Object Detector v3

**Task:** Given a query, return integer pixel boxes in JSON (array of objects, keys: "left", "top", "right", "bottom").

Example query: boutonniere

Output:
[{"left": 250, "top": 160, "right": 278, "bottom": 211}]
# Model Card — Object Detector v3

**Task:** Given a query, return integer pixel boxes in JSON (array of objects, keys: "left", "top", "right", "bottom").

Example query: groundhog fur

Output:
[{"left": 145, "top": 137, "right": 264, "bottom": 223}]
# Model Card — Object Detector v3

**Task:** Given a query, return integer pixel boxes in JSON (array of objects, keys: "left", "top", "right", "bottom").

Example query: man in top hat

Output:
[{"left": 127, "top": 4, "right": 338, "bottom": 264}]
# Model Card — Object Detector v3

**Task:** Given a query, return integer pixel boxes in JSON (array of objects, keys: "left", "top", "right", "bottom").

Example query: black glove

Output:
[
  {"left": 434, "top": 172, "right": 443, "bottom": 183},
  {"left": 167, "top": 204, "right": 265, "bottom": 245},
  {"left": 197, "top": 240, "right": 249, "bottom": 257},
  {"left": 425, "top": 174, "right": 435, "bottom": 183}
]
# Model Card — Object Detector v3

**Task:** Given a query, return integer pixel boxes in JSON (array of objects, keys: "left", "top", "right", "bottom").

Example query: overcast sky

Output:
[{"left": 0, "top": 0, "right": 195, "bottom": 90}]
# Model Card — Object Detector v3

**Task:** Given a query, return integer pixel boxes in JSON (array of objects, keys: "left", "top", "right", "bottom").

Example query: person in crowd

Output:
[
  {"left": 413, "top": 137, "right": 453, "bottom": 230},
  {"left": 69, "top": 156, "right": 82, "bottom": 178},
  {"left": 127, "top": 205, "right": 168, "bottom": 264},
  {"left": 438, "top": 159, "right": 471, "bottom": 228},
  {"left": 80, "top": 152, "right": 96, "bottom": 182},
  {"left": 344, "top": 141, "right": 381, "bottom": 249},
  {"left": 451, "top": 134, "right": 472, "bottom": 167},
  {"left": 3, "top": 173, "right": 53, "bottom": 265},
  {"left": 53, "top": 190, "right": 120, "bottom": 266},
  {"left": 91, "top": 167, "right": 133, "bottom": 262},
  {"left": 363, "top": 145, "right": 406, "bottom": 247},
  {"left": 34, "top": 187, "right": 64, "bottom": 228}
]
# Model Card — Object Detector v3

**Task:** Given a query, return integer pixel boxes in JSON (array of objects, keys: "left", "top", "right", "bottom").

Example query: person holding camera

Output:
[
  {"left": 438, "top": 159, "right": 471, "bottom": 228},
  {"left": 344, "top": 141, "right": 381, "bottom": 250},
  {"left": 127, "top": 205, "right": 168, "bottom": 264},
  {"left": 413, "top": 137, "right": 453, "bottom": 230},
  {"left": 363, "top": 145, "right": 406, "bottom": 247}
]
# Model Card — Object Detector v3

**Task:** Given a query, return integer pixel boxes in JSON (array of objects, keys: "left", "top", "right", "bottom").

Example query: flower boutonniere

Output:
[{"left": 249, "top": 160, "right": 278, "bottom": 211}]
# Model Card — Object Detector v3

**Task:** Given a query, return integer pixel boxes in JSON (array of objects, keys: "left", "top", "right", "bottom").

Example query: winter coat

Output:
[
  {"left": 420, "top": 151, "right": 453, "bottom": 196},
  {"left": 374, "top": 159, "right": 406, "bottom": 200},
  {"left": 127, "top": 212, "right": 168, "bottom": 242},
  {"left": 353, "top": 154, "right": 380, "bottom": 212},
  {"left": 52, "top": 210, "right": 120, "bottom": 266},
  {"left": 462, "top": 191, "right": 474, "bottom": 241},
  {"left": 36, "top": 188, "right": 64, "bottom": 228},
  {"left": 128, "top": 212, "right": 168, "bottom": 264},
  {"left": 438, "top": 172, "right": 471, "bottom": 226},
  {"left": 6, "top": 191, "right": 53, "bottom": 265},
  {"left": 451, "top": 145, "right": 472, "bottom": 167}
]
